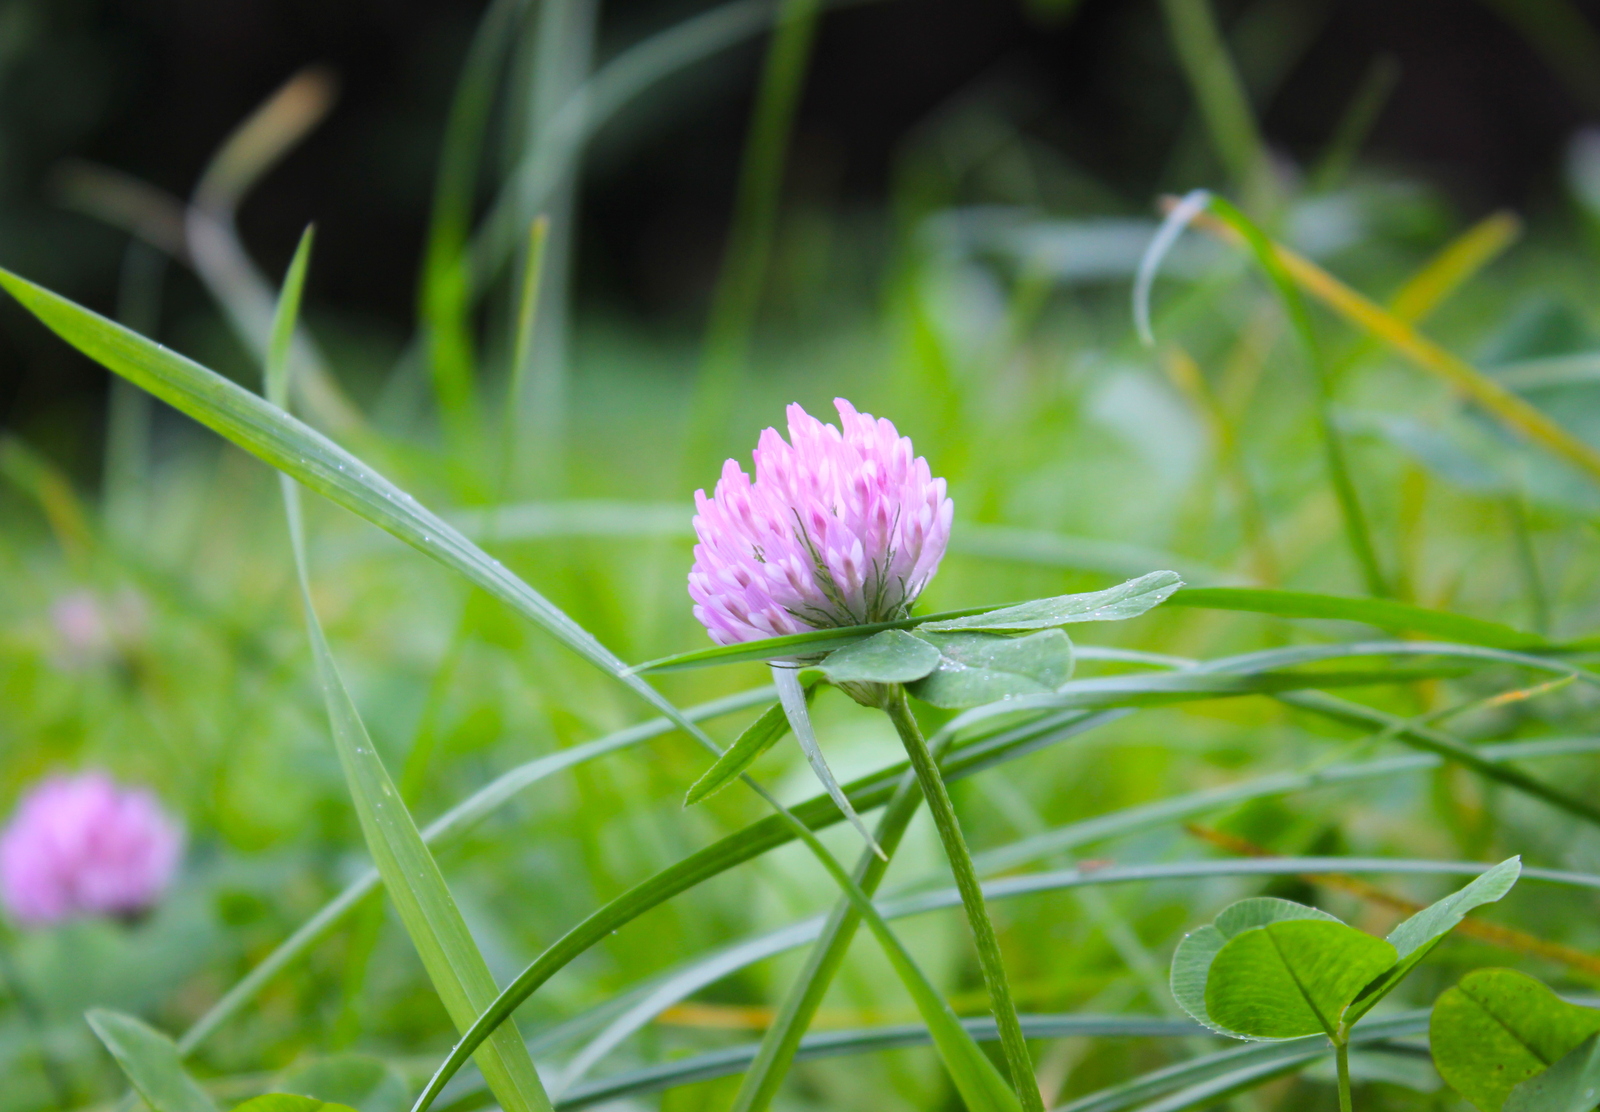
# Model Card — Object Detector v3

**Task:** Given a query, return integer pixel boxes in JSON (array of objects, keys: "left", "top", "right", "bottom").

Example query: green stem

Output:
[
  {"left": 1334, "top": 1034, "right": 1353, "bottom": 1112},
  {"left": 730, "top": 736, "right": 937, "bottom": 1112},
  {"left": 885, "top": 685, "right": 1042, "bottom": 1112}
]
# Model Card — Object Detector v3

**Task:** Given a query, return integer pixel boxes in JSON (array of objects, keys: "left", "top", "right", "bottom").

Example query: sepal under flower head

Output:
[
  {"left": 0, "top": 772, "right": 183, "bottom": 927},
  {"left": 689, "top": 399, "right": 953, "bottom": 646}
]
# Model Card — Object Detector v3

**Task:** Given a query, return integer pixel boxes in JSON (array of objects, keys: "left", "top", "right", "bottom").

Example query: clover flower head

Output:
[
  {"left": 689, "top": 398, "right": 954, "bottom": 646},
  {"left": 0, "top": 772, "right": 183, "bottom": 927}
]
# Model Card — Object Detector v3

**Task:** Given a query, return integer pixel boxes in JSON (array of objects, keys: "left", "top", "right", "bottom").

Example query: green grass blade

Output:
[
  {"left": 635, "top": 572, "right": 1181, "bottom": 673},
  {"left": 496, "top": 852, "right": 1600, "bottom": 1108},
  {"left": 267, "top": 227, "right": 315, "bottom": 407},
  {"left": 684, "top": 698, "right": 794, "bottom": 806},
  {"left": 1166, "top": 587, "right": 1546, "bottom": 648},
  {"left": 551, "top": 1016, "right": 1200, "bottom": 1110},
  {"left": 87, "top": 1010, "right": 218, "bottom": 1112},
  {"left": 546, "top": 737, "right": 1598, "bottom": 1091},
  {"left": 1203, "top": 194, "right": 1389, "bottom": 596},
  {"left": 175, "top": 688, "right": 773, "bottom": 1057},
  {"left": 411, "top": 691, "right": 1593, "bottom": 1077},
  {"left": 504, "top": 215, "right": 551, "bottom": 485},
  {"left": 420, "top": 0, "right": 525, "bottom": 435},
  {"left": 0, "top": 265, "right": 718, "bottom": 750},
  {"left": 285, "top": 490, "right": 553, "bottom": 1112},
  {"left": 1157, "top": 0, "right": 1265, "bottom": 186},
  {"left": 269, "top": 253, "right": 552, "bottom": 1112},
  {"left": 629, "top": 606, "right": 999, "bottom": 672}
]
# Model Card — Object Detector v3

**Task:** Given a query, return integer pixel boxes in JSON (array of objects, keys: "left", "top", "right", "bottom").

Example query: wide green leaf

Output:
[
  {"left": 1346, "top": 856, "right": 1521, "bottom": 1022},
  {"left": 231, "top": 1098, "right": 357, "bottom": 1112},
  {"left": 1204, "top": 919, "right": 1397, "bottom": 1038},
  {"left": 1171, "top": 898, "right": 1342, "bottom": 1035},
  {"left": 86, "top": 1009, "right": 218, "bottom": 1112},
  {"left": 809, "top": 629, "right": 942, "bottom": 684},
  {"left": 1166, "top": 588, "right": 1546, "bottom": 650},
  {"left": 684, "top": 698, "right": 797, "bottom": 806},
  {"left": 920, "top": 570, "right": 1182, "bottom": 633},
  {"left": 1430, "top": 969, "right": 1600, "bottom": 1112},
  {"left": 0, "top": 265, "right": 713, "bottom": 749},
  {"left": 1504, "top": 1033, "right": 1600, "bottom": 1112},
  {"left": 908, "top": 629, "right": 1075, "bottom": 709}
]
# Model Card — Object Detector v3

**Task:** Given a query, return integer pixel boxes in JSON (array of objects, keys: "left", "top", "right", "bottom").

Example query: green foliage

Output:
[
  {"left": 1175, "top": 861, "right": 1520, "bottom": 1041},
  {"left": 8, "top": 2, "right": 1600, "bottom": 1110},
  {"left": 1430, "top": 970, "right": 1600, "bottom": 1112}
]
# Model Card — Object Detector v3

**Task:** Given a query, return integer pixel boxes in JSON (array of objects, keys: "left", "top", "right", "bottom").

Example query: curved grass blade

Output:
[
  {"left": 548, "top": 738, "right": 1598, "bottom": 1093},
  {"left": 470, "top": 855, "right": 1574, "bottom": 1110},
  {"left": 1135, "top": 188, "right": 1213, "bottom": 347},
  {"left": 175, "top": 688, "right": 773, "bottom": 1057},
  {"left": 1166, "top": 587, "right": 1546, "bottom": 649},
  {"left": 549, "top": 1015, "right": 1202, "bottom": 1111},
  {"left": 268, "top": 245, "right": 551, "bottom": 1112},
  {"left": 685, "top": 697, "right": 796, "bottom": 806},
  {"left": 1055, "top": 1011, "right": 1430, "bottom": 1112},
  {"left": 0, "top": 266, "right": 718, "bottom": 751},
  {"left": 408, "top": 684, "right": 1600, "bottom": 1095},
  {"left": 772, "top": 665, "right": 886, "bottom": 858}
]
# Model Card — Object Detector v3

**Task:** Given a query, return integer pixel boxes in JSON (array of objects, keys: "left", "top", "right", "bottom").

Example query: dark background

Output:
[{"left": 1, "top": 0, "right": 1595, "bottom": 450}]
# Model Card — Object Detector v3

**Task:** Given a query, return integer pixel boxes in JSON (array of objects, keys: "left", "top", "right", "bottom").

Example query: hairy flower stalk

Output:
[
  {"left": 0, "top": 772, "right": 183, "bottom": 927},
  {"left": 690, "top": 400, "right": 1040, "bottom": 1108}
]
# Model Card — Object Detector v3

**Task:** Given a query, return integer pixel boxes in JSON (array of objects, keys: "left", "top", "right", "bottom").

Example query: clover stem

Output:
[
  {"left": 884, "top": 684, "right": 1042, "bottom": 1112},
  {"left": 1335, "top": 1033, "right": 1353, "bottom": 1112}
]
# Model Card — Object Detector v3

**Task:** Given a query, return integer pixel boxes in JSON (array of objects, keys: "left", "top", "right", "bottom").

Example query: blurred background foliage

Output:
[{"left": 5, "top": 0, "right": 1600, "bottom": 1110}]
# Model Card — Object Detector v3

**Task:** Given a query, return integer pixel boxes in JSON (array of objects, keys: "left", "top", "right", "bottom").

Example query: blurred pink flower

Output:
[
  {"left": 0, "top": 772, "right": 183, "bottom": 927},
  {"left": 49, "top": 588, "right": 148, "bottom": 669},
  {"left": 689, "top": 398, "right": 953, "bottom": 646}
]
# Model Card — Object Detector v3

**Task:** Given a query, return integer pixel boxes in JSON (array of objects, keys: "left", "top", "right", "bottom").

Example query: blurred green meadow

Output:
[{"left": 5, "top": 1, "right": 1600, "bottom": 1111}]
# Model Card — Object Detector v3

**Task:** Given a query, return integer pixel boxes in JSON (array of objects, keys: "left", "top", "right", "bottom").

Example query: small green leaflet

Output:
[
  {"left": 87, "top": 1009, "right": 219, "bottom": 1112},
  {"left": 1348, "top": 856, "right": 1521, "bottom": 1022},
  {"left": 808, "top": 629, "right": 942, "bottom": 684},
  {"left": 684, "top": 697, "right": 801, "bottom": 806},
  {"left": 1205, "top": 919, "right": 1397, "bottom": 1039},
  {"left": 1171, "top": 898, "right": 1342, "bottom": 1037},
  {"left": 909, "top": 630, "right": 1075, "bottom": 709},
  {"left": 1431, "top": 969, "right": 1600, "bottom": 1112},
  {"left": 1173, "top": 860, "right": 1520, "bottom": 1041}
]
